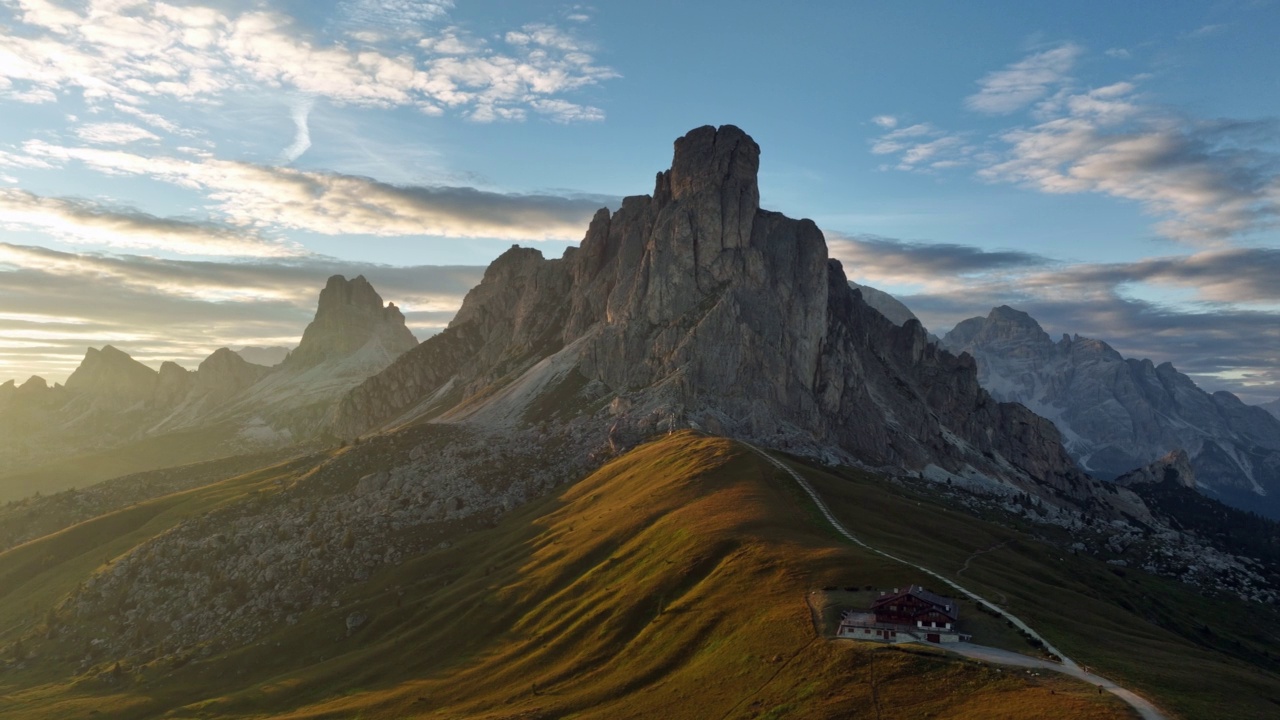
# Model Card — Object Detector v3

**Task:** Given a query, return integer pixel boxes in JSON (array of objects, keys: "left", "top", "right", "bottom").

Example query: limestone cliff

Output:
[{"left": 335, "top": 125, "right": 1127, "bottom": 513}]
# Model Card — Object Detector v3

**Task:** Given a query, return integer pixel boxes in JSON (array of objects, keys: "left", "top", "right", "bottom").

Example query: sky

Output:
[{"left": 0, "top": 1, "right": 1278, "bottom": 403}]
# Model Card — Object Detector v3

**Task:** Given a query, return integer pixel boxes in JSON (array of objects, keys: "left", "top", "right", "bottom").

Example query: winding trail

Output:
[{"left": 744, "top": 443, "right": 1167, "bottom": 720}]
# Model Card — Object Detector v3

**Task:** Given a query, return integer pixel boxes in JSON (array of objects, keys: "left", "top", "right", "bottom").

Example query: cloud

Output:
[
  {"left": 874, "top": 53, "right": 1280, "bottom": 244},
  {"left": 828, "top": 233, "right": 1050, "bottom": 289},
  {"left": 1, "top": 1, "right": 615, "bottom": 123},
  {"left": 1188, "top": 23, "right": 1228, "bottom": 38},
  {"left": 871, "top": 115, "right": 898, "bottom": 129},
  {"left": 23, "top": 141, "right": 619, "bottom": 241},
  {"left": 0, "top": 243, "right": 486, "bottom": 382},
  {"left": 1104, "top": 48, "right": 1131, "bottom": 59},
  {"left": 281, "top": 96, "right": 314, "bottom": 162},
  {"left": 980, "top": 83, "right": 1280, "bottom": 243},
  {"left": 0, "top": 188, "right": 302, "bottom": 257},
  {"left": 74, "top": 122, "right": 161, "bottom": 145},
  {"left": 869, "top": 123, "right": 975, "bottom": 171},
  {"left": 965, "top": 43, "right": 1082, "bottom": 115}
]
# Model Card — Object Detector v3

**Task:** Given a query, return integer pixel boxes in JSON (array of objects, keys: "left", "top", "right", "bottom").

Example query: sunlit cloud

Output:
[
  {"left": 0, "top": 188, "right": 303, "bottom": 257},
  {"left": 74, "top": 122, "right": 161, "bottom": 145},
  {"left": 0, "top": 0, "right": 615, "bottom": 123},
  {"left": 965, "top": 43, "right": 1082, "bottom": 115},
  {"left": 23, "top": 141, "right": 615, "bottom": 241},
  {"left": 873, "top": 49, "right": 1280, "bottom": 244}
]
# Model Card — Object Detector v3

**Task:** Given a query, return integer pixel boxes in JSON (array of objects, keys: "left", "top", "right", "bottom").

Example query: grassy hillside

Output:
[
  {"left": 0, "top": 432, "right": 1133, "bottom": 719},
  {"left": 788, "top": 456, "right": 1280, "bottom": 720}
]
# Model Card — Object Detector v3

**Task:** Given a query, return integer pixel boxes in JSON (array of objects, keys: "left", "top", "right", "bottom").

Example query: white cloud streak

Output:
[
  {"left": 0, "top": 188, "right": 303, "bottom": 257},
  {"left": 281, "top": 96, "right": 314, "bottom": 162},
  {"left": 22, "top": 141, "right": 615, "bottom": 242},
  {"left": 965, "top": 43, "right": 1082, "bottom": 115},
  {"left": 0, "top": 0, "right": 615, "bottom": 123}
]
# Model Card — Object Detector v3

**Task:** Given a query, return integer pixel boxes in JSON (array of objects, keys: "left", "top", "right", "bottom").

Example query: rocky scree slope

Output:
[
  {"left": 335, "top": 124, "right": 1141, "bottom": 518},
  {"left": 944, "top": 305, "right": 1280, "bottom": 519}
]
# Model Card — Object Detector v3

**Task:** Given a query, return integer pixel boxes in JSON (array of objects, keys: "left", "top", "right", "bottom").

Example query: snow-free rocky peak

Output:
[
  {"left": 64, "top": 345, "right": 159, "bottom": 402},
  {"left": 335, "top": 124, "right": 1142, "bottom": 517},
  {"left": 944, "top": 305, "right": 1280, "bottom": 518},
  {"left": 283, "top": 274, "right": 418, "bottom": 370}
]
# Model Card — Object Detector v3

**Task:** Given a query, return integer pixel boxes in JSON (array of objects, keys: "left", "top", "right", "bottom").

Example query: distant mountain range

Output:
[
  {"left": 942, "top": 306, "right": 1280, "bottom": 519},
  {"left": 0, "top": 275, "right": 417, "bottom": 490}
]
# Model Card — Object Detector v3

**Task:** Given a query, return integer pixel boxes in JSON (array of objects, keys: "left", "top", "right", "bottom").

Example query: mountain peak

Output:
[
  {"left": 65, "top": 345, "right": 158, "bottom": 399},
  {"left": 664, "top": 124, "right": 760, "bottom": 202},
  {"left": 283, "top": 275, "right": 418, "bottom": 370},
  {"left": 944, "top": 305, "right": 1052, "bottom": 351},
  {"left": 988, "top": 305, "right": 1043, "bottom": 329}
]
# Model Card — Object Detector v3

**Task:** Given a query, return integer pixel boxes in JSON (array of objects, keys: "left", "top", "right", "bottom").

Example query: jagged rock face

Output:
[
  {"left": 283, "top": 275, "right": 418, "bottom": 370},
  {"left": 850, "top": 282, "right": 919, "bottom": 327},
  {"left": 336, "top": 125, "right": 1121, "bottom": 513},
  {"left": 944, "top": 306, "right": 1280, "bottom": 518},
  {"left": 1115, "top": 449, "right": 1196, "bottom": 489},
  {"left": 65, "top": 346, "right": 159, "bottom": 403}
]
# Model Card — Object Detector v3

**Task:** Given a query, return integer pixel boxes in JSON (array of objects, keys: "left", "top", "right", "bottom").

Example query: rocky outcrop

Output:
[
  {"left": 282, "top": 275, "right": 418, "bottom": 371},
  {"left": 335, "top": 125, "right": 1129, "bottom": 514},
  {"left": 1115, "top": 449, "right": 1196, "bottom": 489},
  {"left": 944, "top": 306, "right": 1280, "bottom": 518}
]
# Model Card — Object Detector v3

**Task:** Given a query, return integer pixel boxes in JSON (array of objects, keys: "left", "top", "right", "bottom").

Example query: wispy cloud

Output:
[
  {"left": 981, "top": 83, "right": 1280, "bottom": 244},
  {"left": 873, "top": 48, "right": 1280, "bottom": 244},
  {"left": 74, "top": 122, "right": 161, "bottom": 145},
  {"left": 869, "top": 122, "right": 975, "bottom": 171},
  {"left": 0, "top": 188, "right": 302, "bottom": 257},
  {"left": 281, "top": 96, "right": 314, "bottom": 163},
  {"left": 23, "top": 141, "right": 619, "bottom": 242},
  {"left": 1, "top": 0, "right": 615, "bottom": 123},
  {"left": 965, "top": 43, "right": 1082, "bottom": 115}
]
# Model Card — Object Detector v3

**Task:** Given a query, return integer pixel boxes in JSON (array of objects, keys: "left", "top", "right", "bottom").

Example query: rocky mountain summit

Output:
[
  {"left": 282, "top": 275, "right": 418, "bottom": 371},
  {"left": 943, "top": 305, "right": 1280, "bottom": 518},
  {"left": 334, "top": 125, "right": 1139, "bottom": 517}
]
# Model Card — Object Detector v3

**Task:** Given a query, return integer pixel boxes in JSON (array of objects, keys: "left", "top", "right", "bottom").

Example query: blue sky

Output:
[{"left": 0, "top": 0, "right": 1278, "bottom": 402}]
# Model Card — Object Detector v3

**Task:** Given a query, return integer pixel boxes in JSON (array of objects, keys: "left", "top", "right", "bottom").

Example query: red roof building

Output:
[{"left": 871, "top": 585, "right": 959, "bottom": 631}]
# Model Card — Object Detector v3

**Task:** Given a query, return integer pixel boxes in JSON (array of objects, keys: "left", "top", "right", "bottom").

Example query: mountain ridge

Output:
[
  {"left": 333, "top": 124, "right": 1141, "bottom": 519},
  {"left": 943, "top": 304, "right": 1280, "bottom": 518}
]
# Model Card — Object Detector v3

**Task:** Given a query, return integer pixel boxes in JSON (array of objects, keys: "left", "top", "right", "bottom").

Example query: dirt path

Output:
[
  {"left": 947, "top": 643, "right": 1166, "bottom": 720},
  {"left": 745, "top": 443, "right": 1168, "bottom": 720}
]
